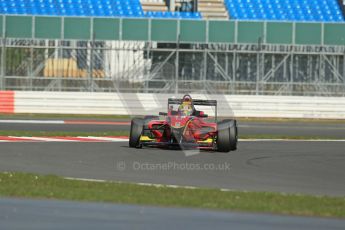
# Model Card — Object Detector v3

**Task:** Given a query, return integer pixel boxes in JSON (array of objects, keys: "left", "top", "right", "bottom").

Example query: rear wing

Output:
[
  {"left": 168, "top": 98, "right": 217, "bottom": 120},
  {"left": 168, "top": 98, "right": 217, "bottom": 106}
]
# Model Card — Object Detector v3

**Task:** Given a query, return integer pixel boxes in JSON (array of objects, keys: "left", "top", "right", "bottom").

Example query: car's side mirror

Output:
[
  {"left": 195, "top": 111, "right": 208, "bottom": 118},
  {"left": 159, "top": 112, "right": 168, "bottom": 116}
]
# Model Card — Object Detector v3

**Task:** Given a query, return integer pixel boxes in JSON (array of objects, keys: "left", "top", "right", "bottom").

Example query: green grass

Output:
[{"left": 0, "top": 172, "right": 344, "bottom": 218}]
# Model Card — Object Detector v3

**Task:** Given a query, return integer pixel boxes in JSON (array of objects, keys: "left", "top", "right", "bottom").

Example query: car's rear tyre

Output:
[
  {"left": 216, "top": 119, "right": 238, "bottom": 152},
  {"left": 129, "top": 118, "right": 144, "bottom": 148}
]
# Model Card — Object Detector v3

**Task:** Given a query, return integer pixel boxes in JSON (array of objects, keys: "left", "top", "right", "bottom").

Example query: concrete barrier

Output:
[{"left": 1, "top": 91, "right": 345, "bottom": 119}]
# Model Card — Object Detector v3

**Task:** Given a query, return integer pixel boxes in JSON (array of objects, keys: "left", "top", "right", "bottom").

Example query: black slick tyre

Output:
[
  {"left": 216, "top": 119, "right": 238, "bottom": 152},
  {"left": 129, "top": 118, "right": 144, "bottom": 148}
]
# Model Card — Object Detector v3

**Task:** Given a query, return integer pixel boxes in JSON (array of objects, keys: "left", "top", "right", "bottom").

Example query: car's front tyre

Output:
[{"left": 129, "top": 118, "right": 144, "bottom": 148}]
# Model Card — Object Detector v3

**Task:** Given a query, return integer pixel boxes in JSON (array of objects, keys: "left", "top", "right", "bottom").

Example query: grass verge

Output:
[
  {"left": 0, "top": 130, "right": 343, "bottom": 140},
  {"left": 0, "top": 172, "right": 344, "bottom": 218}
]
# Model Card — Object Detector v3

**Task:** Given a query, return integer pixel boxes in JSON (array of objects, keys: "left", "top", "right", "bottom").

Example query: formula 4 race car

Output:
[{"left": 129, "top": 95, "right": 238, "bottom": 152}]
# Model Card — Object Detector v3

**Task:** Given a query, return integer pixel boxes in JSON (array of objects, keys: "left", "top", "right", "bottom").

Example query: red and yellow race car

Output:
[{"left": 129, "top": 95, "right": 238, "bottom": 152}]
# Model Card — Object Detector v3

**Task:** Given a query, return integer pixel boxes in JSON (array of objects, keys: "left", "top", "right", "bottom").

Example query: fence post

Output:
[
  {"left": 343, "top": 51, "right": 345, "bottom": 90},
  {"left": 29, "top": 40, "right": 34, "bottom": 90},
  {"left": 343, "top": 51, "right": 345, "bottom": 93},
  {"left": 175, "top": 41, "right": 179, "bottom": 94},
  {"left": 203, "top": 46, "right": 207, "bottom": 93},
  {"left": 1, "top": 37, "right": 6, "bottom": 90},
  {"left": 256, "top": 37, "right": 262, "bottom": 95},
  {"left": 0, "top": 15, "right": 5, "bottom": 90},
  {"left": 89, "top": 33, "right": 95, "bottom": 92}
]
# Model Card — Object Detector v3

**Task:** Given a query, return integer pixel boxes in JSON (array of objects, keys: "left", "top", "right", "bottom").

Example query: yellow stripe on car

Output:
[
  {"left": 197, "top": 138, "right": 213, "bottom": 143},
  {"left": 140, "top": 136, "right": 155, "bottom": 141}
]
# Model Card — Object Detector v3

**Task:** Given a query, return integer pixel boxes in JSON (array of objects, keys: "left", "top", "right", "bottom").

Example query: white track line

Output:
[
  {"left": 78, "top": 136, "right": 128, "bottom": 142},
  {"left": 64, "top": 176, "right": 249, "bottom": 193},
  {"left": 14, "top": 136, "right": 77, "bottom": 142},
  {"left": 65, "top": 177, "right": 200, "bottom": 189},
  {"left": 64, "top": 177, "right": 324, "bottom": 197},
  {"left": 64, "top": 177, "right": 108, "bottom": 183}
]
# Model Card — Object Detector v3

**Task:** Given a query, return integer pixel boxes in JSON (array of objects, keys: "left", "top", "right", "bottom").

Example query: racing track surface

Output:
[
  {"left": 1, "top": 198, "right": 344, "bottom": 230},
  {"left": 0, "top": 141, "right": 344, "bottom": 196},
  {"left": 1, "top": 119, "right": 345, "bottom": 138}
]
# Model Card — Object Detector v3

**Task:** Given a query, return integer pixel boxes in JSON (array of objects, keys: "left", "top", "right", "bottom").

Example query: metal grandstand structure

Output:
[{"left": 1, "top": 16, "right": 345, "bottom": 96}]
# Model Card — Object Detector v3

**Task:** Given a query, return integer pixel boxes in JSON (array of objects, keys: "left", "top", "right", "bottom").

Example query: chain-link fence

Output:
[{"left": 1, "top": 38, "right": 345, "bottom": 96}]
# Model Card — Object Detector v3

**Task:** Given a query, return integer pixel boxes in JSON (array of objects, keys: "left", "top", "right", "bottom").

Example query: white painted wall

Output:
[{"left": 13, "top": 91, "right": 345, "bottom": 119}]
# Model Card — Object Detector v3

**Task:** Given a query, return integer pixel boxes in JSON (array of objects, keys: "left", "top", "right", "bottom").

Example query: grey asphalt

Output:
[
  {"left": 1, "top": 120, "right": 345, "bottom": 138},
  {"left": 239, "top": 121, "right": 345, "bottom": 138},
  {"left": 0, "top": 141, "right": 344, "bottom": 196},
  {"left": 1, "top": 198, "right": 344, "bottom": 230},
  {"left": 0, "top": 123, "right": 130, "bottom": 132}
]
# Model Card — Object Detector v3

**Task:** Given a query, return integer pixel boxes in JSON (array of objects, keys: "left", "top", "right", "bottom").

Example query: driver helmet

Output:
[{"left": 179, "top": 95, "right": 193, "bottom": 116}]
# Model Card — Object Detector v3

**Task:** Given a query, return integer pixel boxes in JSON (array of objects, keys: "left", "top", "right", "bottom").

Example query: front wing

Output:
[{"left": 139, "top": 135, "right": 215, "bottom": 149}]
